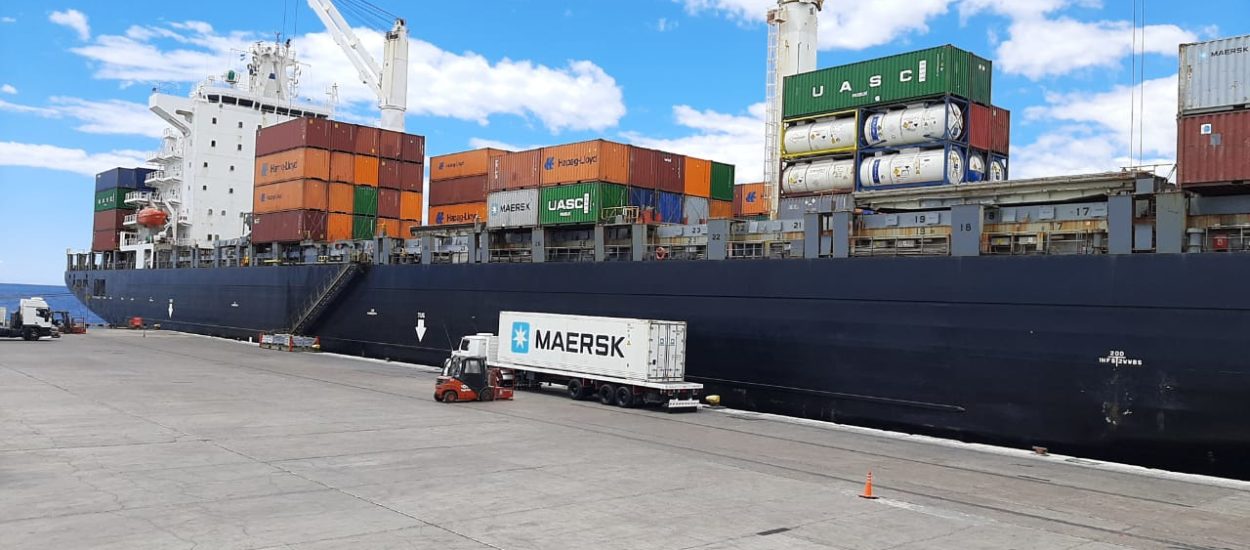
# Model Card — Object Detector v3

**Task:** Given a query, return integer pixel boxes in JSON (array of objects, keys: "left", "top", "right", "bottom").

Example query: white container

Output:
[
  {"left": 496, "top": 311, "right": 687, "bottom": 382},
  {"left": 783, "top": 158, "right": 855, "bottom": 194},
  {"left": 683, "top": 195, "right": 709, "bottom": 223},
  {"left": 862, "top": 102, "right": 963, "bottom": 147},
  {"left": 1180, "top": 35, "right": 1250, "bottom": 114},
  {"left": 989, "top": 157, "right": 1008, "bottom": 182},
  {"left": 859, "top": 148, "right": 964, "bottom": 188},
  {"left": 966, "top": 151, "right": 986, "bottom": 183},
  {"left": 487, "top": 189, "right": 539, "bottom": 228},
  {"left": 783, "top": 115, "right": 857, "bottom": 155}
]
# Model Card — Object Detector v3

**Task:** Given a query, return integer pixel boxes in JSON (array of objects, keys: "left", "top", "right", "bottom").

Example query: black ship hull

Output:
[{"left": 68, "top": 254, "right": 1250, "bottom": 478}]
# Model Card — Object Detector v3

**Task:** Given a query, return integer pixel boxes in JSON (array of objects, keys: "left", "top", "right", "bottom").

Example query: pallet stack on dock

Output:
[
  {"left": 1177, "top": 34, "right": 1250, "bottom": 196},
  {"left": 92, "top": 167, "right": 153, "bottom": 251},
  {"left": 251, "top": 119, "right": 424, "bottom": 244}
]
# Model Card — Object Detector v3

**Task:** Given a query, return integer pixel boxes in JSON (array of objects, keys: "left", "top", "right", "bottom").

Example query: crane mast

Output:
[
  {"left": 306, "top": 0, "right": 408, "bottom": 132},
  {"left": 765, "top": 0, "right": 821, "bottom": 219}
]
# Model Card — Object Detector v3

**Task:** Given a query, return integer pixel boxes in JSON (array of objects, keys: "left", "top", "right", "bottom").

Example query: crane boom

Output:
[{"left": 306, "top": 0, "right": 408, "bottom": 131}]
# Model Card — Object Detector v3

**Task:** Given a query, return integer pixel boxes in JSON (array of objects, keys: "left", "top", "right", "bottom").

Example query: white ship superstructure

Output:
[{"left": 120, "top": 40, "right": 331, "bottom": 268}]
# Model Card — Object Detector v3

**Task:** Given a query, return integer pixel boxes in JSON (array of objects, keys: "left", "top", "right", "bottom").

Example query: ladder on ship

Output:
[{"left": 289, "top": 262, "right": 366, "bottom": 335}]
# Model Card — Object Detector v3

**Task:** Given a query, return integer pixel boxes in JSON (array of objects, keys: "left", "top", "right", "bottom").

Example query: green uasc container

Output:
[
  {"left": 710, "top": 162, "right": 735, "bottom": 201},
  {"left": 94, "top": 188, "right": 128, "bottom": 212},
  {"left": 353, "top": 185, "right": 378, "bottom": 216},
  {"left": 352, "top": 215, "right": 375, "bottom": 240},
  {"left": 539, "top": 182, "right": 627, "bottom": 225},
  {"left": 783, "top": 44, "right": 993, "bottom": 119}
]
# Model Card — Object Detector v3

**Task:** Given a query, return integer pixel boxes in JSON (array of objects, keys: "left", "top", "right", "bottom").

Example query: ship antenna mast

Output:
[
  {"left": 765, "top": 0, "right": 821, "bottom": 219},
  {"left": 307, "top": 0, "right": 409, "bottom": 131}
]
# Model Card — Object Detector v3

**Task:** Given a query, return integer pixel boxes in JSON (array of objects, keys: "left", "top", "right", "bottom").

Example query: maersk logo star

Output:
[{"left": 511, "top": 322, "right": 530, "bottom": 354}]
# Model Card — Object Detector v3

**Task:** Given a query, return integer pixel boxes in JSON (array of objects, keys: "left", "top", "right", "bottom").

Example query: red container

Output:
[
  {"left": 401, "top": 134, "right": 425, "bottom": 162},
  {"left": 629, "top": 146, "right": 685, "bottom": 193},
  {"left": 251, "top": 210, "right": 328, "bottom": 243},
  {"left": 1179, "top": 110, "right": 1250, "bottom": 189},
  {"left": 968, "top": 103, "right": 1011, "bottom": 155},
  {"left": 379, "top": 159, "right": 402, "bottom": 190},
  {"left": 378, "top": 188, "right": 401, "bottom": 219},
  {"left": 354, "top": 126, "right": 380, "bottom": 156},
  {"left": 400, "top": 161, "right": 424, "bottom": 192},
  {"left": 93, "top": 209, "right": 132, "bottom": 232},
  {"left": 91, "top": 229, "right": 118, "bottom": 251},
  {"left": 329, "top": 121, "right": 355, "bottom": 152},
  {"left": 429, "top": 175, "right": 487, "bottom": 206},
  {"left": 488, "top": 149, "right": 542, "bottom": 192},
  {"left": 379, "top": 130, "right": 403, "bottom": 160},
  {"left": 256, "top": 118, "right": 331, "bottom": 157}
]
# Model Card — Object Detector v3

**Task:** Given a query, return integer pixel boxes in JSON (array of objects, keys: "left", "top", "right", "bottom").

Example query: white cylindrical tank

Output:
[
  {"left": 775, "top": 0, "right": 822, "bottom": 78},
  {"left": 784, "top": 158, "right": 855, "bottom": 194},
  {"left": 782, "top": 162, "right": 810, "bottom": 194},
  {"left": 966, "top": 151, "right": 986, "bottom": 183},
  {"left": 862, "top": 102, "right": 964, "bottom": 148},
  {"left": 989, "top": 157, "right": 1008, "bottom": 182},
  {"left": 859, "top": 148, "right": 965, "bottom": 188},
  {"left": 784, "top": 116, "right": 857, "bottom": 155}
]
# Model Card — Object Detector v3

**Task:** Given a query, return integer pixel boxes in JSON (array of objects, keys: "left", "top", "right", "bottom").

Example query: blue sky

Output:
[{"left": 0, "top": 0, "right": 1243, "bottom": 284}]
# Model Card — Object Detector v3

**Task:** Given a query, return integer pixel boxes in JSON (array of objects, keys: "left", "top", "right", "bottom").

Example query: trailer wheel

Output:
[
  {"left": 441, "top": 391, "right": 459, "bottom": 403},
  {"left": 567, "top": 379, "right": 589, "bottom": 400},
  {"left": 598, "top": 384, "right": 615, "bottom": 405},
  {"left": 615, "top": 386, "right": 635, "bottom": 408},
  {"left": 22, "top": 329, "right": 38, "bottom": 341}
]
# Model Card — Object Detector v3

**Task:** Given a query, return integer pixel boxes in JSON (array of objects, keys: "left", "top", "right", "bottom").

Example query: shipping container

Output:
[
  {"left": 656, "top": 191, "right": 684, "bottom": 223},
  {"left": 330, "top": 121, "right": 355, "bottom": 152},
  {"left": 400, "top": 191, "right": 423, "bottom": 221},
  {"left": 782, "top": 158, "right": 856, "bottom": 195},
  {"left": 329, "top": 151, "right": 355, "bottom": 183},
  {"left": 401, "top": 134, "right": 425, "bottom": 162},
  {"left": 354, "top": 126, "right": 379, "bottom": 156},
  {"left": 495, "top": 311, "right": 688, "bottom": 383},
  {"left": 487, "top": 188, "right": 540, "bottom": 228},
  {"left": 327, "top": 212, "right": 352, "bottom": 241},
  {"left": 858, "top": 143, "right": 966, "bottom": 190},
  {"left": 488, "top": 149, "right": 542, "bottom": 192},
  {"left": 628, "top": 187, "right": 655, "bottom": 211},
  {"left": 354, "top": 155, "right": 379, "bottom": 187},
  {"left": 94, "top": 167, "right": 154, "bottom": 192},
  {"left": 94, "top": 188, "right": 129, "bottom": 212},
  {"left": 379, "top": 129, "right": 403, "bottom": 160},
  {"left": 683, "top": 157, "right": 711, "bottom": 197},
  {"left": 431, "top": 148, "right": 508, "bottom": 181},
  {"left": 328, "top": 182, "right": 354, "bottom": 214},
  {"left": 1179, "top": 110, "right": 1250, "bottom": 188},
  {"left": 400, "top": 220, "right": 421, "bottom": 238},
  {"left": 710, "top": 162, "right": 735, "bottom": 201},
  {"left": 735, "top": 183, "right": 769, "bottom": 216},
  {"left": 93, "top": 208, "right": 131, "bottom": 232},
  {"left": 91, "top": 229, "right": 118, "bottom": 252},
  {"left": 429, "top": 202, "right": 487, "bottom": 226},
  {"left": 376, "top": 217, "right": 401, "bottom": 238},
  {"left": 629, "top": 147, "right": 684, "bottom": 192},
  {"left": 253, "top": 179, "right": 328, "bottom": 214},
  {"left": 252, "top": 210, "right": 327, "bottom": 243},
  {"left": 861, "top": 95, "right": 967, "bottom": 149},
  {"left": 400, "top": 161, "right": 424, "bottom": 192},
  {"left": 782, "top": 111, "right": 859, "bottom": 158},
  {"left": 784, "top": 44, "right": 993, "bottom": 119},
  {"left": 777, "top": 194, "right": 851, "bottom": 220},
  {"left": 379, "top": 159, "right": 402, "bottom": 190},
  {"left": 968, "top": 103, "right": 1011, "bottom": 155},
  {"left": 256, "top": 117, "right": 330, "bottom": 156},
  {"left": 1180, "top": 35, "right": 1250, "bottom": 114},
  {"left": 540, "top": 140, "right": 630, "bottom": 186},
  {"left": 378, "top": 188, "right": 401, "bottom": 219},
  {"left": 352, "top": 214, "right": 375, "bottom": 240},
  {"left": 430, "top": 174, "right": 487, "bottom": 206},
  {"left": 709, "top": 199, "right": 733, "bottom": 220},
  {"left": 353, "top": 185, "right": 378, "bottom": 216},
  {"left": 255, "top": 148, "right": 330, "bottom": 186},
  {"left": 539, "top": 182, "right": 628, "bottom": 225},
  {"left": 683, "top": 196, "right": 709, "bottom": 224}
]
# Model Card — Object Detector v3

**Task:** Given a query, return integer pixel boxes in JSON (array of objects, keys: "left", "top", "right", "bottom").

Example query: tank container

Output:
[
  {"left": 782, "top": 158, "right": 856, "bottom": 195},
  {"left": 862, "top": 97, "right": 965, "bottom": 148},
  {"left": 783, "top": 111, "right": 858, "bottom": 158},
  {"left": 858, "top": 145, "right": 966, "bottom": 190}
]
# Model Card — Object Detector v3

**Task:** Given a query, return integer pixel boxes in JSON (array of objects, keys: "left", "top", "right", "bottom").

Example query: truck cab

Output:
[{"left": 0, "top": 298, "right": 55, "bottom": 341}]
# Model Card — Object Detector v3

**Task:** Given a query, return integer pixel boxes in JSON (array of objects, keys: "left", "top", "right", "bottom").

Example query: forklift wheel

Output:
[
  {"left": 598, "top": 384, "right": 615, "bottom": 405},
  {"left": 441, "top": 391, "right": 459, "bottom": 403},
  {"left": 615, "top": 386, "right": 635, "bottom": 408}
]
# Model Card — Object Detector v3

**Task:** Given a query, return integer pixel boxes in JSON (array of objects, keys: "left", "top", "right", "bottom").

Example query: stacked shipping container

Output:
[
  {"left": 252, "top": 118, "right": 424, "bottom": 243},
  {"left": 92, "top": 167, "right": 154, "bottom": 251},
  {"left": 1178, "top": 35, "right": 1250, "bottom": 193},
  {"left": 427, "top": 148, "right": 505, "bottom": 226}
]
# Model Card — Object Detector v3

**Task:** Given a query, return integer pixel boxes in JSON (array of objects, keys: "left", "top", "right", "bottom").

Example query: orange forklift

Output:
[{"left": 435, "top": 355, "right": 515, "bottom": 403}]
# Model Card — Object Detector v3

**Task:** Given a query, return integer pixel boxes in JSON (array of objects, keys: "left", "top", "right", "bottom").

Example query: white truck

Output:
[
  {"left": 0, "top": 297, "right": 55, "bottom": 341},
  {"left": 452, "top": 311, "right": 703, "bottom": 411}
]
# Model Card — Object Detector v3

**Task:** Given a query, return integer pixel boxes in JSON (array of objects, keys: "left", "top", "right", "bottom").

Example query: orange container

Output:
[
  {"left": 400, "top": 191, "right": 423, "bottom": 221},
  {"left": 255, "top": 148, "right": 329, "bottom": 186},
  {"left": 354, "top": 155, "right": 379, "bottom": 187},
  {"left": 401, "top": 220, "right": 422, "bottom": 236},
  {"left": 734, "top": 182, "right": 770, "bottom": 216},
  {"left": 329, "top": 151, "right": 355, "bottom": 183},
  {"left": 253, "top": 179, "right": 327, "bottom": 214},
  {"left": 710, "top": 199, "right": 733, "bottom": 220},
  {"left": 327, "top": 212, "right": 353, "bottom": 241},
  {"left": 684, "top": 157, "right": 712, "bottom": 198},
  {"left": 428, "top": 202, "right": 487, "bottom": 226},
  {"left": 430, "top": 148, "right": 509, "bottom": 181},
  {"left": 540, "top": 139, "right": 630, "bottom": 186},
  {"left": 328, "top": 182, "right": 354, "bottom": 213},
  {"left": 376, "top": 217, "right": 401, "bottom": 238}
]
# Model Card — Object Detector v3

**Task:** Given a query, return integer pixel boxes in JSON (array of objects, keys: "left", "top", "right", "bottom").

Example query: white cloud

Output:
[
  {"left": 467, "top": 138, "right": 542, "bottom": 151},
  {"left": 656, "top": 18, "right": 677, "bottom": 32},
  {"left": 623, "top": 103, "right": 765, "bottom": 183},
  {"left": 0, "top": 142, "right": 149, "bottom": 176},
  {"left": 994, "top": 18, "right": 1196, "bottom": 79},
  {"left": 1, "top": 84, "right": 16, "bottom": 94},
  {"left": 0, "top": 98, "right": 57, "bottom": 116},
  {"left": 1, "top": 17, "right": 16, "bottom": 24},
  {"left": 679, "top": 0, "right": 954, "bottom": 51},
  {"left": 0, "top": 96, "right": 164, "bottom": 137},
  {"left": 49, "top": 9, "right": 90, "bottom": 41}
]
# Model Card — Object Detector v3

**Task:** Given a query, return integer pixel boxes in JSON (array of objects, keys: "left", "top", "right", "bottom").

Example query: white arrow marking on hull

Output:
[{"left": 415, "top": 312, "right": 427, "bottom": 342}]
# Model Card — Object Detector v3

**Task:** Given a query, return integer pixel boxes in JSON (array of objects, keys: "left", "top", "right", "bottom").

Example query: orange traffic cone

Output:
[{"left": 859, "top": 471, "right": 879, "bottom": 499}]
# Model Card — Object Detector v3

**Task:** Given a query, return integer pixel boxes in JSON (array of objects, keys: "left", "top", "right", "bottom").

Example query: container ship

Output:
[{"left": 67, "top": 1, "right": 1250, "bottom": 477}]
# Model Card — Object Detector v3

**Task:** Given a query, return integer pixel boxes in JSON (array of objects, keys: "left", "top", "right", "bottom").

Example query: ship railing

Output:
[
  {"left": 648, "top": 244, "right": 705, "bottom": 262},
  {"left": 488, "top": 248, "right": 533, "bottom": 263},
  {"left": 1204, "top": 227, "right": 1250, "bottom": 253},
  {"left": 545, "top": 246, "right": 595, "bottom": 263},
  {"left": 851, "top": 235, "right": 951, "bottom": 257},
  {"left": 123, "top": 214, "right": 138, "bottom": 226},
  {"left": 601, "top": 206, "right": 640, "bottom": 225},
  {"left": 985, "top": 231, "right": 1107, "bottom": 256},
  {"left": 120, "top": 231, "right": 145, "bottom": 247},
  {"left": 604, "top": 245, "right": 633, "bottom": 261},
  {"left": 125, "top": 190, "right": 158, "bottom": 204}
]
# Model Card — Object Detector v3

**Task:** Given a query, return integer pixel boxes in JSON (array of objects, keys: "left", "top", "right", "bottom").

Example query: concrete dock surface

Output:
[{"left": 2, "top": 330, "right": 1248, "bottom": 550}]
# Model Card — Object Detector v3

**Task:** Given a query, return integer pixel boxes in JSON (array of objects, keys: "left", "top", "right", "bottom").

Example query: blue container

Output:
[
  {"left": 628, "top": 187, "right": 655, "bottom": 209},
  {"left": 656, "top": 191, "right": 684, "bottom": 223},
  {"left": 95, "top": 167, "right": 155, "bottom": 192}
]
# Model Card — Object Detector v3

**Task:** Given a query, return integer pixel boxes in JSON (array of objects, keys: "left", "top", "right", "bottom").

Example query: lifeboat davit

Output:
[{"left": 136, "top": 208, "right": 169, "bottom": 228}]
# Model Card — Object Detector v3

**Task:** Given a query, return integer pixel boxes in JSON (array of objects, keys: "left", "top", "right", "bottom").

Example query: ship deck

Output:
[{"left": 3, "top": 330, "right": 1248, "bottom": 549}]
